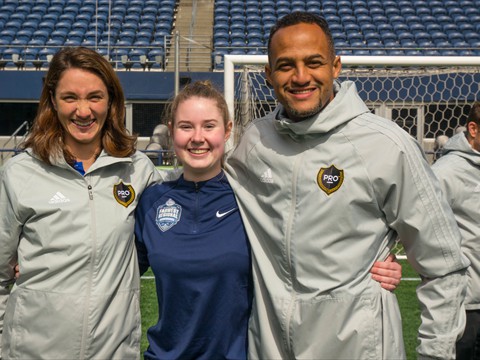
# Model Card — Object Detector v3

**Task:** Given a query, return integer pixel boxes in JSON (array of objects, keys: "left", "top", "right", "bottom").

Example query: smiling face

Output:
[
  {"left": 170, "top": 96, "right": 232, "bottom": 182},
  {"left": 265, "top": 22, "right": 341, "bottom": 122},
  {"left": 51, "top": 68, "right": 109, "bottom": 155}
]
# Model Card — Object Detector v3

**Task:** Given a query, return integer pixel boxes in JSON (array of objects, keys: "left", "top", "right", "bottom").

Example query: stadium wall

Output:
[{"left": 0, "top": 71, "right": 224, "bottom": 100}]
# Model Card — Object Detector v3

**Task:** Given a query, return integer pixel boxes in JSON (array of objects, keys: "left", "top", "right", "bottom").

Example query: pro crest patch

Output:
[
  {"left": 156, "top": 199, "right": 182, "bottom": 232},
  {"left": 317, "top": 165, "right": 344, "bottom": 195},
  {"left": 113, "top": 181, "right": 135, "bottom": 207}
]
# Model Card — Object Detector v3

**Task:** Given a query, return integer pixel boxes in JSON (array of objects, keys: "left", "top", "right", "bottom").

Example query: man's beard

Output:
[{"left": 285, "top": 102, "right": 325, "bottom": 122}]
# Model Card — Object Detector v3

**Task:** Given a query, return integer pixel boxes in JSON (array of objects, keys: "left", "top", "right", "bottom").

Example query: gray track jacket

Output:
[
  {"left": 0, "top": 149, "right": 160, "bottom": 359},
  {"left": 432, "top": 132, "right": 480, "bottom": 311},
  {"left": 227, "top": 81, "right": 469, "bottom": 359}
]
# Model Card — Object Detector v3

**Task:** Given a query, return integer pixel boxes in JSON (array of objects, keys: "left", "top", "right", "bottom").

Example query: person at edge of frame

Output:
[{"left": 432, "top": 102, "right": 480, "bottom": 360}]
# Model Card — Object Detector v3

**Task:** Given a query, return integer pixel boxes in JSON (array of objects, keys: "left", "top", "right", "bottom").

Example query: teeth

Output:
[
  {"left": 292, "top": 89, "right": 312, "bottom": 94},
  {"left": 190, "top": 149, "right": 208, "bottom": 154},
  {"left": 72, "top": 120, "right": 94, "bottom": 127}
]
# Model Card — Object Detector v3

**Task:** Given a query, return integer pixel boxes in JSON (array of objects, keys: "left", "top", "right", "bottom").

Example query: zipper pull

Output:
[{"left": 88, "top": 185, "right": 93, "bottom": 200}]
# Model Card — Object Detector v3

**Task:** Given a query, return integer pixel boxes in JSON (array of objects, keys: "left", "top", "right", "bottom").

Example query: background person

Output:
[
  {"left": 432, "top": 102, "right": 480, "bottom": 360},
  {"left": 0, "top": 47, "right": 160, "bottom": 359},
  {"left": 226, "top": 12, "right": 469, "bottom": 359}
]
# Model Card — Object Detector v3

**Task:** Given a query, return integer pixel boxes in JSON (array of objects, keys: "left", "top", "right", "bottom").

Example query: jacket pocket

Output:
[
  {"left": 3, "top": 287, "right": 84, "bottom": 359},
  {"left": 291, "top": 292, "right": 405, "bottom": 359}
]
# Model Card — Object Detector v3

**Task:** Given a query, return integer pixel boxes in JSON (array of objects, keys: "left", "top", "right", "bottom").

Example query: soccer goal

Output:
[{"left": 224, "top": 55, "right": 480, "bottom": 163}]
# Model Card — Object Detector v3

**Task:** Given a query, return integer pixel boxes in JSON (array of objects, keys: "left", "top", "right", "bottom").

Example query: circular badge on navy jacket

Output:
[
  {"left": 317, "top": 164, "right": 344, "bottom": 195},
  {"left": 156, "top": 198, "right": 182, "bottom": 232},
  {"left": 113, "top": 181, "right": 136, "bottom": 207}
]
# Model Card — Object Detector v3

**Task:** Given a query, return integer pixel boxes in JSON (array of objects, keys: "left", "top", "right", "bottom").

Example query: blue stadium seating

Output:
[{"left": 0, "top": 0, "right": 479, "bottom": 72}]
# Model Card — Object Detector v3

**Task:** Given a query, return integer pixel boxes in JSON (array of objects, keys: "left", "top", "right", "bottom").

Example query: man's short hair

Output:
[
  {"left": 267, "top": 11, "right": 336, "bottom": 62},
  {"left": 466, "top": 102, "right": 480, "bottom": 127}
]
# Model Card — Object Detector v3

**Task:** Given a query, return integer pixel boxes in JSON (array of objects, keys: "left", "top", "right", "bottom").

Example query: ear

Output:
[
  {"left": 50, "top": 91, "right": 57, "bottom": 111},
  {"left": 332, "top": 56, "right": 342, "bottom": 79},
  {"left": 467, "top": 121, "right": 478, "bottom": 139},
  {"left": 168, "top": 121, "right": 174, "bottom": 137},
  {"left": 225, "top": 120, "right": 233, "bottom": 142},
  {"left": 265, "top": 64, "right": 273, "bottom": 86}
]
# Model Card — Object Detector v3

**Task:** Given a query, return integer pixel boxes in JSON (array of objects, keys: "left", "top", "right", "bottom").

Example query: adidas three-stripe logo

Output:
[{"left": 48, "top": 192, "right": 71, "bottom": 204}]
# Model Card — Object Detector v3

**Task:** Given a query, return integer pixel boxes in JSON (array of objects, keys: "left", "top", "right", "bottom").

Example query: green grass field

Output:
[{"left": 140, "top": 259, "right": 422, "bottom": 358}]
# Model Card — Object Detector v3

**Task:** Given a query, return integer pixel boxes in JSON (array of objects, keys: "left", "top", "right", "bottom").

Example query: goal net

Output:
[{"left": 224, "top": 55, "right": 480, "bottom": 164}]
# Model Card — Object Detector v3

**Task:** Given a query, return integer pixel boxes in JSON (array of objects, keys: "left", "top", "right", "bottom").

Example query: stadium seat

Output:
[
  {"left": 5, "top": 20, "right": 22, "bottom": 32},
  {"left": 344, "top": 23, "right": 360, "bottom": 33},
  {"left": 371, "top": 49, "right": 387, "bottom": 55},
  {"left": 381, "top": 31, "right": 397, "bottom": 42},
  {"left": 247, "top": 30, "right": 263, "bottom": 42},
  {"left": 51, "top": 29, "right": 68, "bottom": 41},
  {"left": 393, "top": 23, "right": 409, "bottom": 33},
  {"left": 32, "top": 29, "right": 50, "bottom": 43},
  {"left": 372, "top": 15, "right": 388, "bottom": 24},
  {"left": 389, "top": 15, "right": 404, "bottom": 26},
  {"left": 369, "top": 7, "right": 384, "bottom": 17},
  {"left": 448, "top": 32, "right": 465, "bottom": 42},
  {"left": 26, "top": 13, "right": 43, "bottom": 23},
  {"left": 139, "top": 22, "right": 155, "bottom": 33},
  {"left": 67, "top": 30, "right": 84, "bottom": 43},
  {"left": 213, "top": 5, "right": 230, "bottom": 17},
  {"left": 405, "top": 15, "right": 421, "bottom": 24},
  {"left": 426, "top": 23, "right": 442, "bottom": 33},
  {"left": 331, "top": 31, "right": 346, "bottom": 44},
  {"left": 436, "top": 15, "right": 452, "bottom": 25},
  {"left": 123, "top": 21, "right": 138, "bottom": 32},
  {"left": 353, "top": 6, "right": 369, "bottom": 16},
  {"left": 465, "top": 31, "right": 480, "bottom": 44},
  {"left": 364, "top": 32, "right": 381, "bottom": 43},
  {"left": 231, "top": 22, "right": 246, "bottom": 33},
  {"left": 435, "top": 40, "right": 452, "bottom": 48},
  {"left": 440, "top": 49, "right": 457, "bottom": 56},
  {"left": 22, "top": 21, "right": 39, "bottom": 32},
  {"left": 276, "top": 7, "right": 290, "bottom": 18},
  {"left": 458, "top": 49, "right": 475, "bottom": 56},
  {"left": 447, "top": 7, "right": 463, "bottom": 17},
  {"left": 213, "top": 20, "right": 228, "bottom": 33},
  {"left": 414, "top": 32, "right": 431, "bottom": 43}
]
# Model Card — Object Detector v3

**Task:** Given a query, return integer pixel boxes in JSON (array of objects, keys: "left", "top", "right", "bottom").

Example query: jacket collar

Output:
[
  {"left": 273, "top": 80, "right": 370, "bottom": 141},
  {"left": 26, "top": 148, "right": 133, "bottom": 173},
  {"left": 442, "top": 132, "right": 480, "bottom": 166}
]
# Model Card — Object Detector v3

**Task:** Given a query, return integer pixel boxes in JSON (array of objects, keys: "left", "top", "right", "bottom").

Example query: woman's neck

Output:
[{"left": 66, "top": 143, "right": 101, "bottom": 172}]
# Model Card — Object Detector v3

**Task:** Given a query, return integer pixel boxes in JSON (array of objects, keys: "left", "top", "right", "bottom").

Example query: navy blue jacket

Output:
[{"left": 135, "top": 171, "right": 252, "bottom": 360}]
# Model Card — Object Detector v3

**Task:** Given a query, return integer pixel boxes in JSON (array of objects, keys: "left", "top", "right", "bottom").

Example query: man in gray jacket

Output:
[
  {"left": 227, "top": 11, "right": 469, "bottom": 359},
  {"left": 432, "top": 103, "right": 480, "bottom": 360}
]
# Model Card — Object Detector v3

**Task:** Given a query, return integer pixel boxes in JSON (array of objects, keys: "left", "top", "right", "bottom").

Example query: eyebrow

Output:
[
  {"left": 274, "top": 53, "right": 328, "bottom": 65},
  {"left": 57, "top": 90, "right": 106, "bottom": 96}
]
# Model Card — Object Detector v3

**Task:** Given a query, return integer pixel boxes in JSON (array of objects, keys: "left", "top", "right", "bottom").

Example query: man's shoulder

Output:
[
  {"left": 432, "top": 152, "right": 470, "bottom": 175},
  {"left": 347, "top": 112, "right": 418, "bottom": 148}
]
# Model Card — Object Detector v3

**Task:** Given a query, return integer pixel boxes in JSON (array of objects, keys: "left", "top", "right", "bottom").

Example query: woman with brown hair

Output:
[{"left": 0, "top": 47, "right": 160, "bottom": 359}]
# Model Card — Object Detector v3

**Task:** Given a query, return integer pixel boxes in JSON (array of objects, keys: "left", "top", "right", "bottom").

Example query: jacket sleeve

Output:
[
  {"left": 134, "top": 188, "right": 151, "bottom": 276},
  {"left": 373, "top": 138, "right": 469, "bottom": 359},
  {"left": 0, "top": 165, "right": 21, "bottom": 354}
]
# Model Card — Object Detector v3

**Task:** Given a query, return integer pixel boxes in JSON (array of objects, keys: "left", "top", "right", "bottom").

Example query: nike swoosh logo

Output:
[{"left": 216, "top": 208, "right": 236, "bottom": 218}]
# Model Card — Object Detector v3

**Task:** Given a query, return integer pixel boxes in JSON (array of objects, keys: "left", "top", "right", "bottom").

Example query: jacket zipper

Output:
[
  {"left": 193, "top": 182, "right": 200, "bottom": 234},
  {"left": 284, "top": 155, "right": 303, "bottom": 357},
  {"left": 79, "top": 178, "right": 97, "bottom": 359}
]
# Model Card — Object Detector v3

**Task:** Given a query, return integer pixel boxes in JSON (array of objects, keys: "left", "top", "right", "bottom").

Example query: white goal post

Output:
[{"left": 224, "top": 55, "right": 480, "bottom": 162}]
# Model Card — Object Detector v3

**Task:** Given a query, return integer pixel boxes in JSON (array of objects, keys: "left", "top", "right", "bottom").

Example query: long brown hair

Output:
[{"left": 23, "top": 47, "right": 136, "bottom": 164}]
